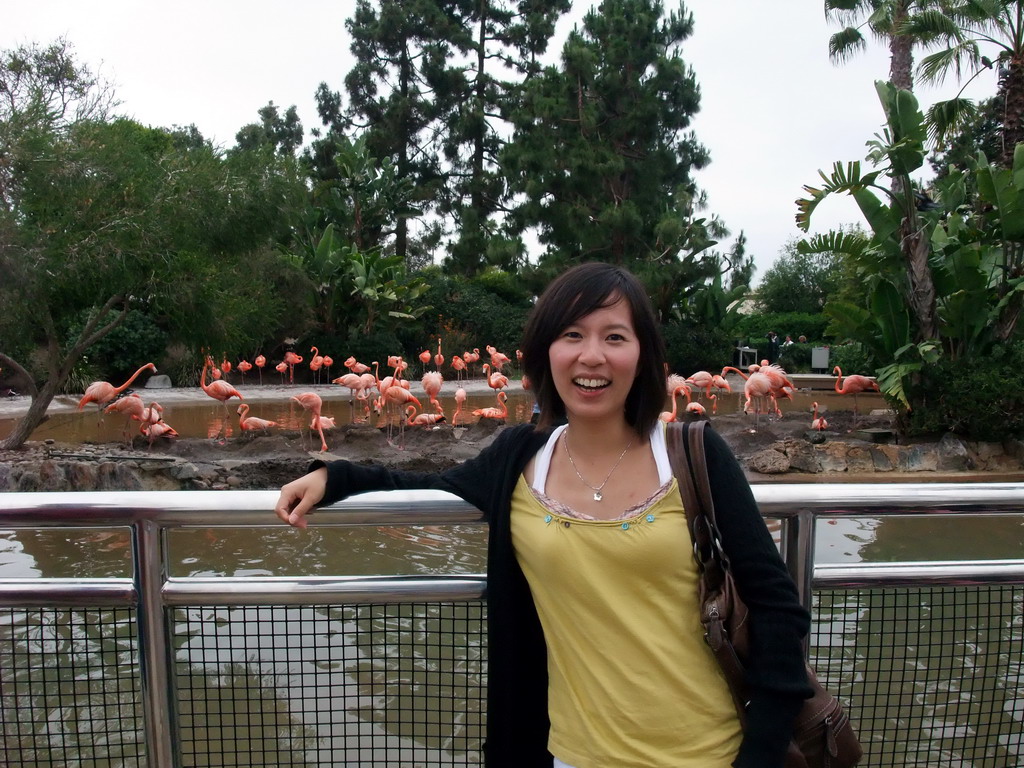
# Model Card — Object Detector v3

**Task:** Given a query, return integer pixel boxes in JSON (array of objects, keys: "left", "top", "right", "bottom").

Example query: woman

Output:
[{"left": 275, "top": 262, "right": 811, "bottom": 768}]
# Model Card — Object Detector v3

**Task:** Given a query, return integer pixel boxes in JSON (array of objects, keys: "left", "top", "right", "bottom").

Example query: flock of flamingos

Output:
[{"left": 75, "top": 341, "right": 880, "bottom": 451}]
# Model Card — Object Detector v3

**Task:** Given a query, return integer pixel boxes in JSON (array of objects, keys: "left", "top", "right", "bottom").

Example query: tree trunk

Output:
[
  {"left": 888, "top": 8, "right": 914, "bottom": 91},
  {"left": 0, "top": 378, "right": 60, "bottom": 450},
  {"left": 1000, "top": 52, "right": 1024, "bottom": 168},
  {"left": 901, "top": 209, "right": 939, "bottom": 340}
]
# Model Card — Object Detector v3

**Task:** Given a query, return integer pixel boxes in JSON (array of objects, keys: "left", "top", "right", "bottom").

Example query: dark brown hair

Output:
[{"left": 520, "top": 262, "right": 667, "bottom": 435}]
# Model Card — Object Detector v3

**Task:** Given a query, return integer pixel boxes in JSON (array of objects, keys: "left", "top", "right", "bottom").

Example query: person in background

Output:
[
  {"left": 275, "top": 262, "right": 811, "bottom": 768},
  {"left": 766, "top": 331, "right": 780, "bottom": 363},
  {"left": 782, "top": 334, "right": 794, "bottom": 347}
]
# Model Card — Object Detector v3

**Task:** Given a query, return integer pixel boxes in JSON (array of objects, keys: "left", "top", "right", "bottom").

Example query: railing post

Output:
[
  {"left": 781, "top": 510, "right": 816, "bottom": 656},
  {"left": 134, "top": 518, "right": 176, "bottom": 768}
]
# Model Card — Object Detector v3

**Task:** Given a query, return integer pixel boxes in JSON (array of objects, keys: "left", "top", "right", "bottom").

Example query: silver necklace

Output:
[{"left": 562, "top": 430, "right": 634, "bottom": 502}]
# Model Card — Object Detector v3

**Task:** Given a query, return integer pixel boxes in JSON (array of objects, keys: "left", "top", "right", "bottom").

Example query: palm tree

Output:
[
  {"left": 913, "top": 0, "right": 1024, "bottom": 167},
  {"left": 826, "top": 0, "right": 946, "bottom": 90}
]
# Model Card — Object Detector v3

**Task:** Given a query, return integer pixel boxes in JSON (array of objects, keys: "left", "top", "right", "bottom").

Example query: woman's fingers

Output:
[{"left": 274, "top": 468, "right": 328, "bottom": 528}]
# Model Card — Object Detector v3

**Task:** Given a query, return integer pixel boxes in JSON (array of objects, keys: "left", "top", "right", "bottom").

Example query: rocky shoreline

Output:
[{"left": 2, "top": 405, "right": 1022, "bottom": 493}]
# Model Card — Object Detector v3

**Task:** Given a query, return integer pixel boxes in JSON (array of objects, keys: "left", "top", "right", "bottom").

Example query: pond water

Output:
[{"left": 0, "top": 386, "right": 884, "bottom": 442}]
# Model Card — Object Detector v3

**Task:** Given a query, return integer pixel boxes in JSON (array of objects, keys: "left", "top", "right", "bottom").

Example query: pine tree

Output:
[{"left": 501, "top": 0, "right": 721, "bottom": 319}]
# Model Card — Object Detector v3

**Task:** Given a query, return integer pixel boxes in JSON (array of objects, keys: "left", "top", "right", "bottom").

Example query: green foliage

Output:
[
  {"left": 777, "top": 342, "right": 812, "bottom": 372},
  {"left": 756, "top": 239, "right": 845, "bottom": 314},
  {"left": 903, "top": 341, "right": 1024, "bottom": 440},
  {"left": 826, "top": 342, "right": 873, "bottom": 376},
  {"left": 66, "top": 310, "right": 168, "bottom": 381},
  {"left": 662, "top": 321, "right": 734, "bottom": 377},
  {"left": 732, "top": 313, "right": 830, "bottom": 347},
  {"left": 341, "top": 327, "right": 403, "bottom": 369}
]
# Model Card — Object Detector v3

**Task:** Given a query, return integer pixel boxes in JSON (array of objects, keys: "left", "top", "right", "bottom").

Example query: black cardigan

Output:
[{"left": 314, "top": 423, "right": 811, "bottom": 768}]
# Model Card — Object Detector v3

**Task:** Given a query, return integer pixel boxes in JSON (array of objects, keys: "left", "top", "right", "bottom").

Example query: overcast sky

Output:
[{"left": 5, "top": 1, "right": 994, "bottom": 281}]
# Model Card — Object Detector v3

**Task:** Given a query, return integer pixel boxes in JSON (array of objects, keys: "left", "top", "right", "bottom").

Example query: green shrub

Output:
[
  {"left": 904, "top": 342, "right": 1024, "bottom": 441},
  {"left": 663, "top": 321, "right": 734, "bottom": 376},
  {"left": 67, "top": 309, "right": 169, "bottom": 381},
  {"left": 732, "top": 312, "right": 830, "bottom": 347},
  {"left": 777, "top": 342, "right": 812, "bottom": 372},
  {"left": 827, "top": 343, "right": 872, "bottom": 376}
]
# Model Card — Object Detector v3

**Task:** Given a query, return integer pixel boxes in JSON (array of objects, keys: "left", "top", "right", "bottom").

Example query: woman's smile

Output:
[{"left": 549, "top": 298, "right": 640, "bottom": 422}]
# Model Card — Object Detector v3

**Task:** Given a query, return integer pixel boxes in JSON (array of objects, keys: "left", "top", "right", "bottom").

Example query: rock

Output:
[
  {"left": 871, "top": 445, "right": 899, "bottom": 472},
  {"left": 787, "top": 443, "right": 823, "bottom": 473},
  {"left": 226, "top": 475, "right": 242, "bottom": 487},
  {"left": 169, "top": 462, "right": 199, "bottom": 480},
  {"left": 0, "top": 463, "right": 10, "bottom": 490},
  {"left": 67, "top": 462, "right": 100, "bottom": 490},
  {"left": 819, "top": 443, "right": 849, "bottom": 473},
  {"left": 804, "top": 430, "right": 829, "bottom": 445},
  {"left": 899, "top": 445, "right": 938, "bottom": 472},
  {"left": 846, "top": 446, "right": 875, "bottom": 473},
  {"left": 38, "top": 461, "right": 66, "bottom": 491},
  {"left": 146, "top": 375, "right": 173, "bottom": 389},
  {"left": 938, "top": 433, "right": 972, "bottom": 471},
  {"left": 749, "top": 448, "right": 790, "bottom": 474}
]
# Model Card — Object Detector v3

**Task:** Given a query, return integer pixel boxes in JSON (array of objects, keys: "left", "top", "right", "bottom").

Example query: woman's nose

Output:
[{"left": 578, "top": 338, "right": 604, "bottom": 364}]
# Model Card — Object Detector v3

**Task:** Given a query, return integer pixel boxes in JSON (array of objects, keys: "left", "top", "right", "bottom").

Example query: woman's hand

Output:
[{"left": 274, "top": 467, "right": 328, "bottom": 528}]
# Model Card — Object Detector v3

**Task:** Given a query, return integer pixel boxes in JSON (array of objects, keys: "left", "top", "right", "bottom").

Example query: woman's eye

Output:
[
  {"left": 563, "top": 331, "right": 582, "bottom": 339},
  {"left": 607, "top": 334, "right": 625, "bottom": 342}
]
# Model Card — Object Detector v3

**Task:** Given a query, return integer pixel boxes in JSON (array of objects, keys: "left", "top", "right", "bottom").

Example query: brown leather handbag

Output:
[{"left": 667, "top": 420, "right": 863, "bottom": 768}]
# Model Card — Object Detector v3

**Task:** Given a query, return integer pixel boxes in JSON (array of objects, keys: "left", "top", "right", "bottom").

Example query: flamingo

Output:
[
  {"left": 275, "top": 361, "right": 287, "bottom": 384},
  {"left": 742, "top": 372, "right": 776, "bottom": 428},
  {"left": 452, "top": 387, "right": 467, "bottom": 425},
  {"left": 140, "top": 420, "right": 178, "bottom": 448},
  {"left": 254, "top": 354, "right": 266, "bottom": 385},
  {"left": 104, "top": 394, "right": 144, "bottom": 444},
  {"left": 312, "top": 414, "right": 336, "bottom": 431},
  {"left": 291, "top": 392, "right": 328, "bottom": 452},
  {"left": 322, "top": 355, "right": 333, "bottom": 381},
  {"left": 284, "top": 350, "right": 303, "bottom": 384},
  {"left": 833, "top": 365, "right": 880, "bottom": 423},
  {"left": 419, "top": 348, "right": 432, "bottom": 371},
  {"left": 811, "top": 402, "right": 828, "bottom": 431},
  {"left": 140, "top": 401, "right": 164, "bottom": 428},
  {"left": 482, "top": 363, "right": 508, "bottom": 391},
  {"left": 309, "top": 346, "right": 324, "bottom": 384},
  {"left": 421, "top": 371, "right": 443, "bottom": 406},
  {"left": 237, "top": 403, "right": 278, "bottom": 434},
  {"left": 473, "top": 391, "right": 508, "bottom": 421},
  {"left": 711, "top": 374, "right": 732, "bottom": 394},
  {"left": 406, "top": 404, "right": 446, "bottom": 426},
  {"left": 78, "top": 363, "right": 157, "bottom": 412},
  {"left": 344, "top": 356, "right": 370, "bottom": 375},
  {"left": 237, "top": 360, "right": 253, "bottom": 385},
  {"left": 220, "top": 358, "right": 232, "bottom": 376},
  {"left": 201, "top": 357, "right": 243, "bottom": 438},
  {"left": 434, "top": 338, "right": 444, "bottom": 370},
  {"left": 450, "top": 354, "right": 467, "bottom": 381},
  {"left": 685, "top": 370, "right": 715, "bottom": 400},
  {"left": 659, "top": 385, "right": 688, "bottom": 423},
  {"left": 489, "top": 347, "right": 511, "bottom": 372},
  {"left": 464, "top": 348, "right": 480, "bottom": 377}
]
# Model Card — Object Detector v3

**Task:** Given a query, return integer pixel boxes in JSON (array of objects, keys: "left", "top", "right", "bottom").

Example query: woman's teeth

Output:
[{"left": 573, "top": 378, "right": 610, "bottom": 391}]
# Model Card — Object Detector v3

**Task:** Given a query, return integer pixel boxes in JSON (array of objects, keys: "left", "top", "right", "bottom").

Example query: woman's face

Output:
[{"left": 548, "top": 297, "right": 640, "bottom": 426}]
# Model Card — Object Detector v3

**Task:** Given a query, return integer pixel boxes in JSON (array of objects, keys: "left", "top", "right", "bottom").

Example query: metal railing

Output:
[{"left": 1, "top": 483, "right": 1023, "bottom": 767}]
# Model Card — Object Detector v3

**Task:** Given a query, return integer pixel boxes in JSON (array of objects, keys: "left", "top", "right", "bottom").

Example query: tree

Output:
[
  {"left": 437, "top": 0, "right": 571, "bottom": 275},
  {"left": 796, "top": 81, "right": 1024, "bottom": 419},
  {"left": 0, "top": 44, "right": 310, "bottom": 449},
  {"left": 502, "top": 0, "right": 722, "bottom": 320},
  {"left": 234, "top": 101, "right": 304, "bottom": 156},
  {"left": 825, "top": 0, "right": 946, "bottom": 90},
  {"left": 913, "top": 0, "right": 1024, "bottom": 167},
  {"left": 756, "top": 239, "right": 845, "bottom": 315}
]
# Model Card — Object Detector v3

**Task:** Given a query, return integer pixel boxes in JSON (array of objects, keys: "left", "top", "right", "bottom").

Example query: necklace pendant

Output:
[{"left": 593, "top": 491, "right": 603, "bottom": 502}]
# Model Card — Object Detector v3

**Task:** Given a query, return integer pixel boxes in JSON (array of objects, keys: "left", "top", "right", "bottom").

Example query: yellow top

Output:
[{"left": 510, "top": 475, "right": 741, "bottom": 768}]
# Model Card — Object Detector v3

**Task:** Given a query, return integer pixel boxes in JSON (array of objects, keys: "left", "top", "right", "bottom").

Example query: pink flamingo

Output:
[
  {"left": 482, "top": 363, "right": 508, "bottom": 391},
  {"left": 104, "top": 394, "right": 144, "bottom": 444},
  {"left": 742, "top": 372, "right": 776, "bottom": 428},
  {"left": 78, "top": 363, "right": 157, "bottom": 412},
  {"left": 406, "top": 404, "right": 446, "bottom": 426},
  {"left": 322, "top": 355, "right": 333, "bottom": 381},
  {"left": 464, "top": 348, "right": 480, "bottom": 377},
  {"left": 254, "top": 354, "right": 266, "bottom": 385},
  {"left": 419, "top": 348, "right": 432, "bottom": 371},
  {"left": 834, "top": 365, "right": 879, "bottom": 424},
  {"left": 434, "top": 338, "right": 444, "bottom": 370},
  {"left": 237, "top": 360, "right": 252, "bottom": 383},
  {"left": 811, "top": 401, "right": 828, "bottom": 431},
  {"left": 473, "top": 391, "right": 508, "bottom": 421},
  {"left": 345, "top": 356, "right": 370, "bottom": 375},
  {"left": 291, "top": 392, "right": 328, "bottom": 452},
  {"left": 659, "top": 385, "right": 688, "bottom": 423},
  {"left": 309, "top": 346, "right": 324, "bottom": 384},
  {"left": 685, "top": 370, "right": 714, "bottom": 399},
  {"left": 450, "top": 354, "right": 466, "bottom": 381},
  {"left": 220, "top": 358, "right": 232, "bottom": 376},
  {"left": 237, "top": 403, "right": 278, "bottom": 434},
  {"left": 275, "top": 361, "right": 287, "bottom": 384},
  {"left": 489, "top": 347, "right": 511, "bottom": 372},
  {"left": 201, "top": 357, "right": 244, "bottom": 438},
  {"left": 140, "top": 420, "right": 178, "bottom": 448},
  {"left": 452, "top": 387, "right": 467, "bottom": 425},
  {"left": 284, "top": 350, "right": 303, "bottom": 384},
  {"left": 711, "top": 374, "right": 732, "bottom": 394},
  {"left": 421, "top": 371, "right": 443, "bottom": 407}
]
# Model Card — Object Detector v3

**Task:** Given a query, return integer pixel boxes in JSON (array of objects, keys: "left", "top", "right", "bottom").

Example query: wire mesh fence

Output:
[
  {"left": 0, "top": 606, "right": 144, "bottom": 767},
  {"left": 3, "top": 586, "right": 1022, "bottom": 767}
]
